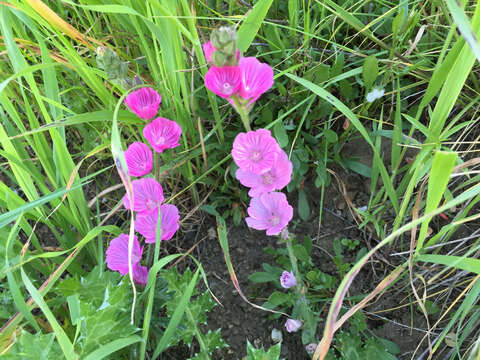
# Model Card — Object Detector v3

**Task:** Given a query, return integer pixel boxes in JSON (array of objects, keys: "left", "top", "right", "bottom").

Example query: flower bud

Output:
[
  {"left": 280, "top": 270, "right": 296, "bottom": 289},
  {"left": 285, "top": 319, "right": 302, "bottom": 333},
  {"left": 305, "top": 343, "right": 317, "bottom": 354},
  {"left": 211, "top": 26, "right": 237, "bottom": 49},
  {"left": 210, "top": 26, "right": 239, "bottom": 67},
  {"left": 95, "top": 46, "right": 131, "bottom": 88}
]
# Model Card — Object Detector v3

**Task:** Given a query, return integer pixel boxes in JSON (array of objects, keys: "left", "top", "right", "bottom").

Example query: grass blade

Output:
[
  {"left": 151, "top": 268, "right": 200, "bottom": 357},
  {"left": 237, "top": 0, "right": 274, "bottom": 52},
  {"left": 20, "top": 267, "right": 76, "bottom": 359}
]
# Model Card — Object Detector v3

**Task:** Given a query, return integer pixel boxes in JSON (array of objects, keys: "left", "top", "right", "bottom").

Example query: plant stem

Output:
[
  {"left": 140, "top": 233, "right": 162, "bottom": 360},
  {"left": 233, "top": 96, "right": 251, "bottom": 131},
  {"left": 284, "top": 232, "right": 314, "bottom": 342}
]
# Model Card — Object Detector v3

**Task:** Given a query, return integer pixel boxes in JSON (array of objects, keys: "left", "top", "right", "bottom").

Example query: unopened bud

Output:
[{"left": 210, "top": 26, "right": 239, "bottom": 67}]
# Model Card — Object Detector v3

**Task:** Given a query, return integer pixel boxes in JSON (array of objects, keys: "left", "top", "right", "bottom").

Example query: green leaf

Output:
[
  {"left": 83, "top": 336, "right": 142, "bottom": 360},
  {"left": 246, "top": 340, "right": 282, "bottom": 360},
  {"left": 249, "top": 271, "right": 279, "bottom": 283},
  {"left": 2, "top": 331, "right": 62, "bottom": 359},
  {"left": 152, "top": 268, "right": 200, "bottom": 357},
  {"left": 293, "top": 244, "right": 310, "bottom": 263},
  {"left": 392, "top": 9, "right": 405, "bottom": 36},
  {"left": 364, "top": 338, "right": 397, "bottom": 360},
  {"left": 324, "top": 129, "right": 338, "bottom": 143},
  {"left": 273, "top": 122, "right": 289, "bottom": 148},
  {"left": 418, "top": 151, "right": 457, "bottom": 251},
  {"left": 362, "top": 55, "right": 378, "bottom": 89},
  {"left": 237, "top": 0, "right": 274, "bottom": 52},
  {"left": 21, "top": 268, "right": 76, "bottom": 360},
  {"left": 417, "top": 254, "right": 480, "bottom": 274},
  {"left": 343, "top": 159, "right": 372, "bottom": 178},
  {"left": 445, "top": 0, "right": 480, "bottom": 63},
  {"left": 268, "top": 291, "right": 290, "bottom": 306},
  {"left": 298, "top": 189, "right": 310, "bottom": 221}
]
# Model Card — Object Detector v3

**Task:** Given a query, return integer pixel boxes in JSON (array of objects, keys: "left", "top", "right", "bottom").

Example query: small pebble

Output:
[{"left": 271, "top": 328, "right": 282, "bottom": 343}]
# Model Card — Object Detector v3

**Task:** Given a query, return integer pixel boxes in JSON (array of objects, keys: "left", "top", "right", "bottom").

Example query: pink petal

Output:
[
  {"left": 122, "top": 178, "right": 164, "bottom": 213},
  {"left": 159, "top": 204, "right": 180, "bottom": 241},
  {"left": 231, "top": 129, "right": 281, "bottom": 174},
  {"left": 245, "top": 192, "right": 293, "bottom": 236},
  {"left": 143, "top": 117, "right": 182, "bottom": 153},
  {"left": 124, "top": 88, "right": 161, "bottom": 120},
  {"left": 202, "top": 41, "right": 216, "bottom": 62},
  {"left": 124, "top": 142, "right": 153, "bottom": 177},
  {"left": 235, "top": 149, "right": 292, "bottom": 196},
  {"left": 105, "top": 234, "right": 142, "bottom": 275},
  {"left": 204, "top": 66, "right": 241, "bottom": 98},
  {"left": 238, "top": 57, "right": 273, "bottom": 104},
  {"left": 133, "top": 264, "right": 149, "bottom": 286},
  {"left": 135, "top": 204, "right": 180, "bottom": 243}
]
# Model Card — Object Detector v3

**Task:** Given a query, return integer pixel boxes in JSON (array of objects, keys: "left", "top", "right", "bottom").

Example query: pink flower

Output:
[
  {"left": 135, "top": 204, "right": 180, "bottom": 243},
  {"left": 124, "top": 142, "right": 153, "bottom": 177},
  {"left": 105, "top": 234, "right": 147, "bottom": 285},
  {"left": 143, "top": 117, "right": 182, "bottom": 153},
  {"left": 245, "top": 192, "right": 293, "bottom": 236},
  {"left": 132, "top": 265, "right": 149, "bottom": 285},
  {"left": 285, "top": 319, "right": 302, "bottom": 333},
  {"left": 235, "top": 149, "right": 292, "bottom": 196},
  {"left": 202, "top": 41, "right": 216, "bottom": 62},
  {"left": 231, "top": 129, "right": 281, "bottom": 174},
  {"left": 123, "top": 178, "right": 164, "bottom": 213},
  {"left": 204, "top": 66, "right": 241, "bottom": 98},
  {"left": 238, "top": 57, "right": 273, "bottom": 106},
  {"left": 124, "top": 88, "right": 161, "bottom": 120},
  {"left": 305, "top": 343, "right": 317, "bottom": 355},
  {"left": 280, "top": 270, "right": 297, "bottom": 289}
]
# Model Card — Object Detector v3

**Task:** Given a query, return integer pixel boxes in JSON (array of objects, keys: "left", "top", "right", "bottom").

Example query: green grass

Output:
[{"left": 1, "top": 0, "right": 480, "bottom": 358}]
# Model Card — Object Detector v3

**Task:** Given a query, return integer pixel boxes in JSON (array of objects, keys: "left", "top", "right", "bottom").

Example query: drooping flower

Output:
[
  {"left": 245, "top": 192, "right": 293, "bottom": 236},
  {"left": 135, "top": 204, "right": 180, "bottom": 243},
  {"left": 202, "top": 41, "right": 216, "bottom": 63},
  {"left": 285, "top": 319, "right": 303, "bottom": 333},
  {"left": 238, "top": 57, "right": 273, "bottom": 106},
  {"left": 143, "top": 117, "right": 182, "bottom": 153},
  {"left": 124, "top": 87, "right": 161, "bottom": 120},
  {"left": 231, "top": 129, "right": 281, "bottom": 175},
  {"left": 366, "top": 87, "right": 385, "bottom": 103},
  {"left": 305, "top": 343, "right": 317, "bottom": 354},
  {"left": 124, "top": 142, "right": 153, "bottom": 177},
  {"left": 123, "top": 178, "right": 164, "bottom": 213},
  {"left": 105, "top": 234, "right": 147, "bottom": 285},
  {"left": 235, "top": 149, "right": 292, "bottom": 196},
  {"left": 280, "top": 270, "right": 297, "bottom": 289},
  {"left": 204, "top": 66, "right": 241, "bottom": 98}
]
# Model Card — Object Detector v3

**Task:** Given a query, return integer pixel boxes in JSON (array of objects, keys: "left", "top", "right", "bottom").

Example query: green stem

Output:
[
  {"left": 233, "top": 96, "right": 251, "bottom": 131},
  {"left": 186, "top": 308, "right": 209, "bottom": 358},
  {"left": 140, "top": 208, "right": 163, "bottom": 360},
  {"left": 284, "top": 232, "right": 314, "bottom": 342},
  {"left": 154, "top": 151, "right": 161, "bottom": 182}
]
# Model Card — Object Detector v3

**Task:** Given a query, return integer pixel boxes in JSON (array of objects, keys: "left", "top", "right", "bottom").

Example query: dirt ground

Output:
[{"left": 161, "top": 138, "right": 432, "bottom": 359}]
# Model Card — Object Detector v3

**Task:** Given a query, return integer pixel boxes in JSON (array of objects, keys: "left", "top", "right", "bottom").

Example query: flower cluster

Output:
[
  {"left": 202, "top": 28, "right": 274, "bottom": 112},
  {"left": 106, "top": 88, "right": 181, "bottom": 285},
  {"left": 231, "top": 129, "right": 293, "bottom": 236}
]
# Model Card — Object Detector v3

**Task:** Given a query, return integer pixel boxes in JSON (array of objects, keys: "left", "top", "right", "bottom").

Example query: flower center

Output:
[
  {"left": 261, "top": 172, "right": 274, "bottom": 185},
  {"left": 146, "top": 199, "right": 157, "bottom": 211},
  {"left": 223, "top": 82, "right": 234, "bottom": 94},
  {"left": 249, "top": 150, "right": 262, "bottom": 162},
  {"left": 155, "top": 136, "right": 165, "bottom": 146},
  {"left": 269, "top": 215, "right": 280, "bottom": 226}
]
